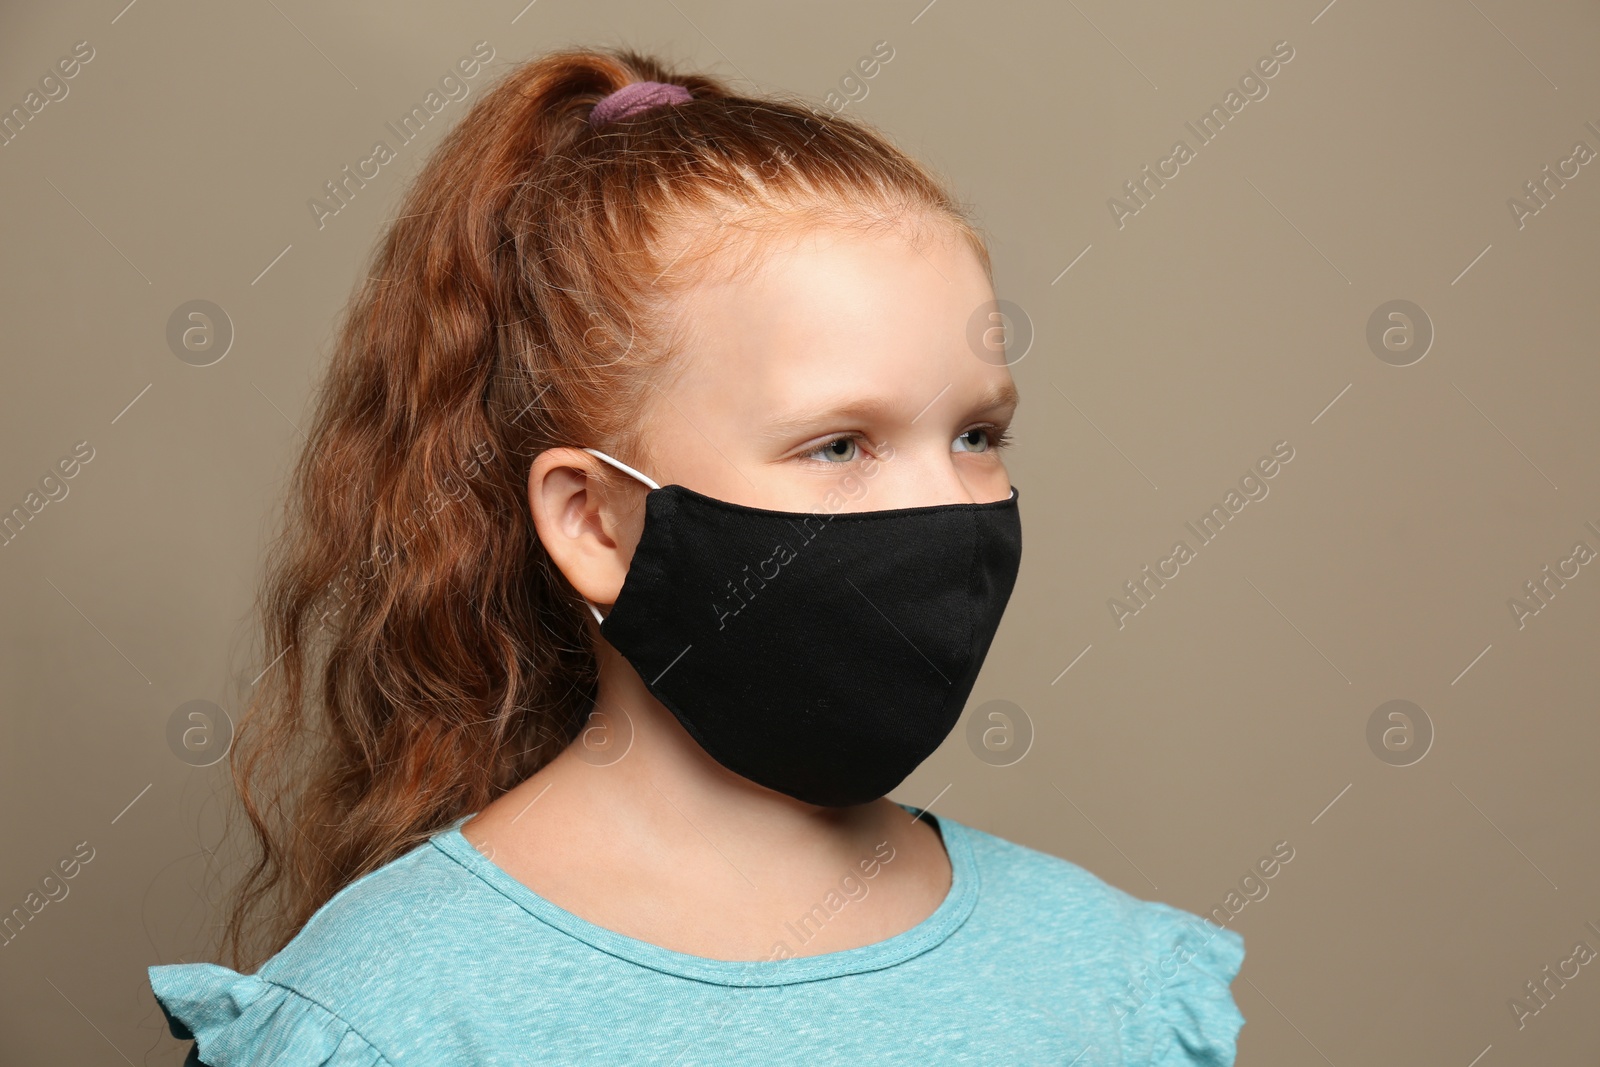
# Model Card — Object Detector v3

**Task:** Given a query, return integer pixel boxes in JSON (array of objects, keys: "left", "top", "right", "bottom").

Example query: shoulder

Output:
[
  {"left": 262, "top": 832, "right": 485, "bottom": 992},
  {"left": 148, "top": 832, "right": 489, "bottom": 1067},
  {"left": 958, "top": 818, "right": 1151, "bottom": 929},
  {"left": 952, "top": 818, "right": 1248, "bottom": 1065},
  {"left": 148, "top": 962, "right": 391, "bottom": 1067}
]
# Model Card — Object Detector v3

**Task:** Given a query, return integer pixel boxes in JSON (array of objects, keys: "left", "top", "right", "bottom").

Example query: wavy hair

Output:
[{"left": 218, "top": 43, "right": 992, "bottom": 971}]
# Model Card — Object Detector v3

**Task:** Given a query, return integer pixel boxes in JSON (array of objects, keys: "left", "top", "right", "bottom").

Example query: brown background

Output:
[{"left": 2, "top": 0, "right": 1597, "bottom": 1063}]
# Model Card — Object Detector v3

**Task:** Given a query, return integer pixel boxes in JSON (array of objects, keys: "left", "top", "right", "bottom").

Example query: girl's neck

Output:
[{"left": 457, "top": 673, "right": 951, "bottom": 960}]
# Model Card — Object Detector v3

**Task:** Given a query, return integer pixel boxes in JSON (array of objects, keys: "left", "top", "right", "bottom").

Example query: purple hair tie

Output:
[{"left": 589, "top": 80, "right": 693, "bottom": 127}]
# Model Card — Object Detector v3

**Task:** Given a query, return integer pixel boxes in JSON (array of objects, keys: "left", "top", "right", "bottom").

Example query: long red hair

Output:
[{"left": 220, "top": 44, "right": 992, "bottom": 971}]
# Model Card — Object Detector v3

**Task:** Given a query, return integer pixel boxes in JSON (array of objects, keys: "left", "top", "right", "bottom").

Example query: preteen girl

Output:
[{"left": 149, "top": 46, "right": 1245, "bottom": 1066}]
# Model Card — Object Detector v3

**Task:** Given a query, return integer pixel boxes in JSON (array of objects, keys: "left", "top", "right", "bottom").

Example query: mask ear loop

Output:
[
  {"left": 581, "top": 447, "right": 662, "bottom": 489},
  {"left": 579, "top": 447, "right": 662, "bottom": 625}
]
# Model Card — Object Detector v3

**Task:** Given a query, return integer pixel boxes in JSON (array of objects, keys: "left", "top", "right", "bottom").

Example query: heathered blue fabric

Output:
[{"left": 149, "top": 803, "right": 1245, "bottom": 1065}]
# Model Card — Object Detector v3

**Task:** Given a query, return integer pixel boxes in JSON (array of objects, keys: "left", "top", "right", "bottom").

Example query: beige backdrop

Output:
[{"left": 3, "top": 0, "right": 1597, "bottom": 1063}]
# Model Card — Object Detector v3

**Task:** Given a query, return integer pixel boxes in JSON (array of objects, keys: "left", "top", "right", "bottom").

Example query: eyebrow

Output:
[{"left": 761, "top": 380, "right": 1021, "bottom": 440}]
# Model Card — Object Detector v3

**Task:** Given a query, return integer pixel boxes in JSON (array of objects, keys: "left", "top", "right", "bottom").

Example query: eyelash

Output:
[{"left": 800, "top": 425, "right": 1014, "bottom": 464}]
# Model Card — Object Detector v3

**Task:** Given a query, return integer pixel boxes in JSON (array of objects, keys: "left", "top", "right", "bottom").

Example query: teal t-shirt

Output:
[{"left": 149, "top": 803, "right": 1245, "bottom": 1065}]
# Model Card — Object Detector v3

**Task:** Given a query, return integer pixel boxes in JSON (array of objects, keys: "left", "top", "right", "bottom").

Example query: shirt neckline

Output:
[{"left": 429, "top": 801, "right": 979, "bottom": 987}]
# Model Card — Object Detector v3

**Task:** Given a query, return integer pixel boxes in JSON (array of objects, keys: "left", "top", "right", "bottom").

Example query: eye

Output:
[
  {"left": 799, "top": 434, "right": 863, "bottom": 464},
  {"left": 954, "top": 426, "right": 1013, "bottom": 453}
]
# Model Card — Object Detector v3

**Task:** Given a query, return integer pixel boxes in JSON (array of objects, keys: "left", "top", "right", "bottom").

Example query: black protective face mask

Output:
[{"left": 579, "top": 447, "right": 1023, "bottom": 808}]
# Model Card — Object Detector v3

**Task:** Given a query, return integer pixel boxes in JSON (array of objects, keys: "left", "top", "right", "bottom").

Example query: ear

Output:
[{"left": 527, "top": 448, "right": 647, "bottom": 611}]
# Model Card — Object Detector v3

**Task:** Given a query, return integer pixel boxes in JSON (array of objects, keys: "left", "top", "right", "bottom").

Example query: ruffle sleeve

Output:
[
  {"left": 148, "top": 962, "right": 391, "bottom": 1067},
  {"left": 1131, "top": 906, "right": 1247, "bottom": 1066}
]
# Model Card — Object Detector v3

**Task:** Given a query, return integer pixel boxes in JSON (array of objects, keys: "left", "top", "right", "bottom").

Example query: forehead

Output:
[{"left": 658, "top": 220, "right": 997, "bottom": 419}]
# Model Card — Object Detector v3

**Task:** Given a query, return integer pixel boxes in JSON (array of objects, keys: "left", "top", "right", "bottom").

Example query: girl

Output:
[{"left": 148, "top": 46, "right": 1245, "bottom": 1065}]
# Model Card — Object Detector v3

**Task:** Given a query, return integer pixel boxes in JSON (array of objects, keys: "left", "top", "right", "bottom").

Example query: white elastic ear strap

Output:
[
  {"left": 581, "top": 447, "right": 660, "bottom": 625},
  {"left": 582, "top": 447, "right": 661, "bottom": 490}
]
